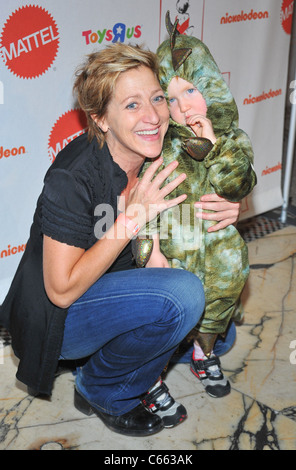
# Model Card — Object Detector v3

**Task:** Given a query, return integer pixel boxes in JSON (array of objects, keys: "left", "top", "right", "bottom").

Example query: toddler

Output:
[{"left": 134, "top": 14, "right": 257, "bottom": 398}]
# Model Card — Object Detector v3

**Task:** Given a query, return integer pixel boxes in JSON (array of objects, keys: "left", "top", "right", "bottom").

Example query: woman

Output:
[{"left": 0, "top": 43, "right": 240, "bottom": 437}]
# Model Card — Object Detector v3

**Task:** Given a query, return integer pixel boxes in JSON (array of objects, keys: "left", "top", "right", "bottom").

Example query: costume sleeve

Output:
[
  {"left": 204, "top": 129, "right": 257, "bottom": 202},
  {"left": 41, "top": 169, "right": 94, "bottom": 249}
]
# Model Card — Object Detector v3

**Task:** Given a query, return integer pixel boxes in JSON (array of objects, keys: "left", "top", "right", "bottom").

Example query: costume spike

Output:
[
  {"left": 182, "top": 137, "right": 213, "bottom": 161},
  {"left": 172, "top": 47, "right": 192, "bottom": 71},
  {"left": 165, "top": 11, "right": 192, "bottom": 71},
  {"left": 165, "top": 10, "right": 180, "bottom": 37}
]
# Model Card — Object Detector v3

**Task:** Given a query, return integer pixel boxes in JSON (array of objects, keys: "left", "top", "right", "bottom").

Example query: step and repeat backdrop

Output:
[{"left": 0, "top": 0, "right": 294, "bottom": 300}]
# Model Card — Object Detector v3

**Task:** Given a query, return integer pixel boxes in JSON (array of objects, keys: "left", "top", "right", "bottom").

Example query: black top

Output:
[{"left": 0, "top": 134, "right": 135, "bottom": 395}]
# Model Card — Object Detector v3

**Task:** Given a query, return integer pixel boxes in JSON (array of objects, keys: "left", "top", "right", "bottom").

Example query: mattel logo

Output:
[
  {"left": 48, "top": 109, "right": 88, "bottom": 163},
  {"left": 0, "top": 5, "right": 59, "bottom": 79},
  {"left": 82, "top": 23, "right": 141, "bottom": 45}
]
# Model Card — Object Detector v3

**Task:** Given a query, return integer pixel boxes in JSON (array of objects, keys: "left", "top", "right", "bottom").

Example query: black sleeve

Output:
[{"left": 41, "top": 169, "right": 94, "bottom": 249}]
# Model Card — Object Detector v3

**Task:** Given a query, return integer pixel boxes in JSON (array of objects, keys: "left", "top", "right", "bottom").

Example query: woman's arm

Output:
[
  {"left": 43, "top": 225, "right": 131, "bottom": 309},
  {"left": 43, "top": 157, "right": 187, "bottom": 308}
]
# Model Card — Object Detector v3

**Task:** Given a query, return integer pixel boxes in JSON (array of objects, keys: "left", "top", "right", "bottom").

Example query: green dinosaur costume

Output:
[{"left": 134, "top": 14, "right": 257, "bottom": 351}]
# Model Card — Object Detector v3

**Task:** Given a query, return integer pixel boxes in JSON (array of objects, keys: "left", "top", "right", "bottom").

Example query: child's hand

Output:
[
  {"left": 146, "top": 251, "right": 170, "bottom": 268},
  {"left": 186, "top": 115, "right": 216, "bottom": 144},
  {"left": 145, "top": 233, "right": 170, "bottom": 268}
]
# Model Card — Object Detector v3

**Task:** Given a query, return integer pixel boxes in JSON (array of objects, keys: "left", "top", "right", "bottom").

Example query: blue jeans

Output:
[
  {"left": 170, "top": 321, "right": 236, "bottom": 363},
  {"left": 60, "top": 268, "right": 205, "bottom": 416}
]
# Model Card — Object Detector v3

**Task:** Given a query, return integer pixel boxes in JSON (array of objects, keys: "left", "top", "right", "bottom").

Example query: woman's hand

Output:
[
  {"left": 126, "top": 156, "right": 187, "bottom": 228},
  {"left": 194, "top": 194, "right": 241, "bottom": 232},
  {"left": 186, "top": 114, "right": 217, "bottom": 144}
]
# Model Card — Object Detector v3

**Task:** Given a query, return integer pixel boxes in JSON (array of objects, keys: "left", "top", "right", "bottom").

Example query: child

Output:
[{"left": 134, "top": 13, "right": 257, "bottom": 398}]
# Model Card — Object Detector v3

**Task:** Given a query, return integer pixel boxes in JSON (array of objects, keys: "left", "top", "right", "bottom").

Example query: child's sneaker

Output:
[
  {"left": 190, "top": 353, "right": 231, "bottom": 398},
  {"left": 142, "top": 380, "right": 187, "bottom": 428}
]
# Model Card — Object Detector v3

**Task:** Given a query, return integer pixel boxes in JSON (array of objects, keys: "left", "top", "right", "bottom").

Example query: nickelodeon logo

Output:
[
  {"left": 243, "top": 88, "right": 282, "bottom": 105},
  {"left": 261, "top": 162, "right": 282, "bottom": 177},
  {"left": 220, "top": 9, "right": 269, "bottom": 24},
  {"left": 0, "top": 145, "right": 26, "bottom": 159},
  {"left": 1, "top": 243, "right": 26, "bottom": 259},
  {"left": 82, "top": 23, "right": 141, "bottom": 45},
  {"left": 0, "top": 5, "right": 59, "bottom": 79}
]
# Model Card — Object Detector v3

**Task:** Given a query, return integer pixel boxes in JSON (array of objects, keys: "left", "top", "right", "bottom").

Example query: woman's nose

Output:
[{"left": 142, "top": 102, "right": 160, "bottom": 123}]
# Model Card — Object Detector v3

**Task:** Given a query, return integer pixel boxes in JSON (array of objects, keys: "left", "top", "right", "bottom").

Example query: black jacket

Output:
[{"left": 0, "top": 134, "right": 132, "bottom": 395}]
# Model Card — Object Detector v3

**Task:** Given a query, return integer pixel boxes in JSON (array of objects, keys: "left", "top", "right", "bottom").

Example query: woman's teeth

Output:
[{"left": 136, "top": 129, "right": 158, "bottom": 135}]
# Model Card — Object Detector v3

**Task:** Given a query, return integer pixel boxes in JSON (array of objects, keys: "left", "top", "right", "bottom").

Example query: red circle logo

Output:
[
  {"left": 281, "top": 0, "right": 294, "bottom": 34},
  {"left": 0, "top": 5, "right": 59, "bottom": 79},
  {"left": 48, "top": 109, "right": 88, "bottom": 163}
]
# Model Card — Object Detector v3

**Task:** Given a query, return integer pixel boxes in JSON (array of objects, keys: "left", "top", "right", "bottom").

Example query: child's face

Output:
[{"left": 167, "top": 76, "right": 207, "bottom": 125}]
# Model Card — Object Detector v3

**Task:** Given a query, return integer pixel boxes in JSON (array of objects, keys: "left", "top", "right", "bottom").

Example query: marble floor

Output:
[{"left": 0, "top": 224, "right": 296, "bottom": 451}]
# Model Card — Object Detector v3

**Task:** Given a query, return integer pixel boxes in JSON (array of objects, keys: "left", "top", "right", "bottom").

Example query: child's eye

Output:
[
  {"left": 169, "top": 97, "right": 176, "bottom": 105},
  {"left": 187, "top": 88, "right": 196, "bottom": 94}
]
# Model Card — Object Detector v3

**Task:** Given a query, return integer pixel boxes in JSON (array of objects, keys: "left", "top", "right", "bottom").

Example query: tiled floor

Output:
[{"left": 1, "top": 218, "right": 296, "bottom": 450}]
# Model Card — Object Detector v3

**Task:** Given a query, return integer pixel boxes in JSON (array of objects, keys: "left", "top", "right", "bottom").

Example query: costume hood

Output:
[{"left": 157, "top": 12, "right": 239, "bottom": 137}]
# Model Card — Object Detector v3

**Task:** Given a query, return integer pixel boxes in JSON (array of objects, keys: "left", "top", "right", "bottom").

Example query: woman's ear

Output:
[{"left": 91, "top": 114, "right": 109, "bottom": 133}]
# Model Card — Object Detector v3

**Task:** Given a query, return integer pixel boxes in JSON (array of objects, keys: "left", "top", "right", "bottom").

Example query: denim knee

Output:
[
  {"left": 151, "top": 269, "right": 204, "bottom": 337},
  {"left": 171, "top": 270, "right": 205, "bottom": 331}
]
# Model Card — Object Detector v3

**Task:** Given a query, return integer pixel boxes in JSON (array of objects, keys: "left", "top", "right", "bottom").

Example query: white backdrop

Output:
[{"left": 0, "top": 0, "right": 293, "bottom": 302}]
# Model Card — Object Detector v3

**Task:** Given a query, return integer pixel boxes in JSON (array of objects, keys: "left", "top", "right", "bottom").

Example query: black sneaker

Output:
[
  {"left": 142, "top": 381, "right": 187, "bottom": 428},
  {"left": 190, "top": 353, "right": 231, "bottom": 398}
]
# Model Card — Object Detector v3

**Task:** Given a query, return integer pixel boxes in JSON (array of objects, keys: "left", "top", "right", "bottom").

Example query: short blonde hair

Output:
[{"left": 73, "top": 43, "right": 160, "bottom": 146}]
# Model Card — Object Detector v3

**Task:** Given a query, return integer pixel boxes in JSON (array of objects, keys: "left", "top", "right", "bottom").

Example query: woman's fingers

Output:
[
  {"left": 162, "top": 192, "right": 188, "bottom": 210},
  {"left": 147, "top": 160, "right": 180, "bottom": 189},
  {"left": 139, "top": 158, "right": 187, "bottom": 204},
  {"left": 126, "top": 158, "right": 187, "bottom": 224},
  {"left": 159, "top": 171, "right": 187, "bottom": 198},
  {"left": 195, "top": 201, "right": 239, "bottom": 213},
  {"left": 207, "top": 219, "right": 233, "bottom": 233},
  {"left": 195, "top": 209, "right": 237, "bottom": 223},
  {"left": 194, "top": 194, "right": 241, "bottom": 232},
  {"left": 140, "top": 156, "right": 165, "bottom": 185}
]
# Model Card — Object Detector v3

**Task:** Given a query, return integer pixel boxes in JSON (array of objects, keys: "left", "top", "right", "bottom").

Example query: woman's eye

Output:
[
  {"left": 153, "top": 95, "right": 165, "bottom": 103},
  {"left": 187, "top": 88, "right": 196, "bottom": 94},
  {"left": 126, "top": 102, "right": 137, "bottom": 110}
]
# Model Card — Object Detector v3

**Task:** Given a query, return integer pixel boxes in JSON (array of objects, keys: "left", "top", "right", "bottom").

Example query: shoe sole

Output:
[
  {"left": 74, "top": 389, "right": 164, "bottom": 437},
  {"left": 163, "top": 413, "right": 187, "bottom": 428},
  {"left": 190, "top": 365, "right": 231, "bottom": 398}
]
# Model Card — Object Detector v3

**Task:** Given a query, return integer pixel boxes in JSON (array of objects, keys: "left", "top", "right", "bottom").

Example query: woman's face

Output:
[{"left": 98, "top": 66, "right": 169, "bottom": 163}]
